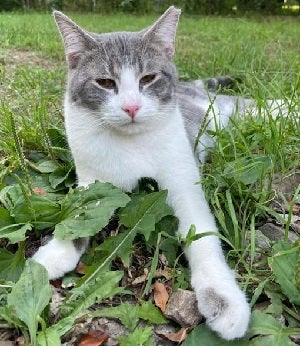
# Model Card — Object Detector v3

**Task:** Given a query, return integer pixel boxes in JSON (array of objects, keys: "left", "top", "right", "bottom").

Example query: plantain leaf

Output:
[
  {"left": 182, "top": 324, "right": 249, "bottom": 346},
  {"left": 7, "top": 259, "right": 52, "bottom": 345},
  {"left": 0, "top": 206, "right": 14, "bottom": 227},
  {"left": 248, "top": 311, "right": 297, "bottom": 345},
  {"left": 37, "top": 328, "right": 61, "bottom": 346},
  {"left": 0, "top": 184, "right": 61, "bottom": 230},
  {"left": 269, "top": 241, "right": 300, "bottom": 305},
  {"left": 0, "top": 244, "right": 25, "bottom": 282},
  {"left": 223, "top": 155, "right": 273, "bottom": 185},
  {"left": 0, "top": 222, "right": 31, "bottom": 243},
  {"left": 54, "top": 181, "right": 130, "bottom": 240}
]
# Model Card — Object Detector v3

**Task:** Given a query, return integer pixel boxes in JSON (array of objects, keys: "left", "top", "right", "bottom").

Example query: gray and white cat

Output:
[{"left": 32, "top": 6, "right": 263, "bottom": 340}]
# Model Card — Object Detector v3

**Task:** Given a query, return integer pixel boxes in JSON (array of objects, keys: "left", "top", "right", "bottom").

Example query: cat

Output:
[{"left": 32, "top": 6, "right": 256, "bottom": 340}]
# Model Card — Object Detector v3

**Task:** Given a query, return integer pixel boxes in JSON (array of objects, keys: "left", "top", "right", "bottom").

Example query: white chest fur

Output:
[{"left": 64, "top": 101, "right": 186, "bottom": 191}]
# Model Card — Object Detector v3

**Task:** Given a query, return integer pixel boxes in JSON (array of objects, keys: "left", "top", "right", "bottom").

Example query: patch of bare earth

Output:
[{"left": 0, "top": 48, "right": 57, "bottom": 74}]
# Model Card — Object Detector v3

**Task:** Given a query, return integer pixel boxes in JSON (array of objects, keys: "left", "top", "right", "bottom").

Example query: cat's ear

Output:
[
  {"left": 53, "top": 11, "right": 97, "bottom": 68},
  {"left": 142, "top": 6, "right": 181, "bottom": 59}
]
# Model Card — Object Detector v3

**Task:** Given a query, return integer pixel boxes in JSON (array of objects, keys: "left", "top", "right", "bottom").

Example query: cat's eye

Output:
[
  {"left": 95, "top": 78, "right": 116, "bottom": 90},
  {"left": 140, "top": 74, "right": 156, "bottom": 87}
]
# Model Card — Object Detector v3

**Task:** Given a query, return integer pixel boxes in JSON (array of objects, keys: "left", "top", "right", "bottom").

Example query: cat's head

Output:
[{"left": 54, "top": 7, "right": 181, "bottom": 135}]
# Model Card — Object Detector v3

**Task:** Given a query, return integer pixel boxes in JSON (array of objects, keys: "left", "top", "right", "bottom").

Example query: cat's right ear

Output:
[
  {"left": 53, "top": 11, "right": 96, "bottom": 68},
  {"left": 142, "top": 6, "right": 181, "bottom": 59}
]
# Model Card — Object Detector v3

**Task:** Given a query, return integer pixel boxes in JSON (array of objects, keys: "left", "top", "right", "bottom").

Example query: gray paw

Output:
[{"left": 196, "top": 286, "right": 251, "bottom": 340}]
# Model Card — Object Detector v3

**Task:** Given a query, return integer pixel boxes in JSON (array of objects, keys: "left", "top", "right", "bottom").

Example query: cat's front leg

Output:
[
  {"left": 32, "top": 237, "right": 89, "bottom": 279},
  {"left": 32, "top": 179, "right": 95, "bottom": 279},
  {"left": 157, "top": 165, "right": 250, "bottom": 340}
]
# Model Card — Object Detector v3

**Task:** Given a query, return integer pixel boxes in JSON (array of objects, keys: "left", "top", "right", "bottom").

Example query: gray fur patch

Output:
[{"left": 202, "top": 288, "right": 228, "bottom": 321}]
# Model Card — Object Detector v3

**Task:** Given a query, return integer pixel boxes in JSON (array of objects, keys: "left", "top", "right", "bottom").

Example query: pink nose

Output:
[{"left": 122, "top": 104, "right": 140, "bottom": 118}]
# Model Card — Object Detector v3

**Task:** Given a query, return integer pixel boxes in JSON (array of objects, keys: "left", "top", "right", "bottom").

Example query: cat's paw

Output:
[
  {"left": 195, "top": 284, "right": 251, "bottom": 340},
  {"left": 32, "top": 238, "right": 81, "bottom": 280}
]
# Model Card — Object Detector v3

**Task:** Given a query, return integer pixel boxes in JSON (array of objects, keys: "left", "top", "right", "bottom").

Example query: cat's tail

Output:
[{"left": 193, "top": 76, "right": 239, "bottom": 91}]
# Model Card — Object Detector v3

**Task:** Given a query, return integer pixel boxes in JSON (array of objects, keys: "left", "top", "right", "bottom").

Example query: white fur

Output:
[{"left": 32, "top": 238, "right": 85, "bottom": 279}]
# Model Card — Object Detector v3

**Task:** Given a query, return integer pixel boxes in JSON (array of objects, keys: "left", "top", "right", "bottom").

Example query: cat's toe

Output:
[
  {"left": 32, "top": 238, "right": 82, "bottom": 280},
  {"left": 197, "top": 286, "right": 251, "bottom": 340}
]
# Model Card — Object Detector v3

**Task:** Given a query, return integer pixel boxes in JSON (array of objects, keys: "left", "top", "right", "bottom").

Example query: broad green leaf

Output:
[
  {"left": 44, "top": 316, "right": 76, "bottom": 338},
  {"left": 0, "top": 222, "right": 31, "bottom": 243},
  {"left": 89, "top": 302, "right": 139, "bottom": 330},
  {"left": 0, "top": 206, "right": 14, "bottom": 227},
  {"left": 0, "top": 306, "right": 26, "bottom": 330},
  {"left": 137, "top": 301, "right": 167, "bottom": 325},
  {"left": 49, "top": 165, "right": 73, "bottom": 189},
  {"left": 249, "top": 335, "right": 294, "bottom": 346},
  {"left": 46, "top": 128, "right": 68, "bottom": 148},
  {"left": 37, "top": 327, "right": 61, "bottom": 346},
  {"left": 0, "top": 184, "right": 61, "bottom": 230},
  {"left": 182, "top": 324, "right": 249, "bottom": 345},
  {"left": 120, "top": 190, "right": 173, "bottom": 241},
  {"left": 269, "top": 241, "right": 300, "bottom": 305},
  {"left": 7, "top": 259, "right": 52, "bottom": 345},
  {"left": 33, "top": 160, "right": 60, "bottom": 173},
  {"left": 295, "top": 250, "right": 300, "bottom": 292},
  {"left": 117, "top": 326, "right": 153, "bottom": 346},
  {"left": 0, "top": 245, "right": 25, "bottom": 282},
  {"left": 248, "top": 311, "right": 298, "bottom": 345},
  {"left": 223, "top": 155, "right": 273, "bottom": 185},
  {"left": 51, "top": 147, "right": 73, "bottom": 163},
  {"left": 54, "top": 181, "right": 130, "bottom": 240},
  {"left": 249, "top": 311, "right": 286, "bottom": 336}
]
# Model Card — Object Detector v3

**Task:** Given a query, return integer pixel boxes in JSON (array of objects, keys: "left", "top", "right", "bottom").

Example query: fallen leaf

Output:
[
  {"left": 132, "top": 267, "right": 172, "bottom": 285},
  {"left": 132, "top": 268, "right": 149, "bottom": 285},
  {"left": 78, "top": 330, "right": 109, "bottom": 346},
  {"left": 154, "top": 281, "right": 169, "bottom": 313},
  {"left": 157, "top": 327, "right": 188, "bottom": 343},
  {"left": 293, "top": 204, "right": 300, "bottom": 214},
  {"left": 50, "top": 279, "right": 62, "bottom": 288},
  {"left": 76, "top": 261, "right": 87, "bottom": 275}
]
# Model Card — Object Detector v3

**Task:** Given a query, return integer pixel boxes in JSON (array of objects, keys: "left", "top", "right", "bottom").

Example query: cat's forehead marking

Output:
[
  {"left": 119, "top": 67, "right": 141, "bottom": 106},
  {"left": 120, "top": 67, "right": 137, "bottom": 86},
  {"left": 90, "top": 32, "right": 163, "bottom": 77}
]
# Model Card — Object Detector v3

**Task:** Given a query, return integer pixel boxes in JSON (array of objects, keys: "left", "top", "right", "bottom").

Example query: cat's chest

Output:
[{"left": 71, "top": 130, "right": 164, "bottom": 190}]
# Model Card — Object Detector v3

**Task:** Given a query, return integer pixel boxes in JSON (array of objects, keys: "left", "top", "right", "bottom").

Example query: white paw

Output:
[
  {"left": 32, "top": 238, "right": 82, "bottom": 280},
  {"left": 195, "top": 284, "right": 251, "bottom": 340}
]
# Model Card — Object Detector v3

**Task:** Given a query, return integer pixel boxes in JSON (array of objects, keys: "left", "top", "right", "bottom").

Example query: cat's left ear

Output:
[
  {"left": 53, "top": 11, "right": 97, "bottom": 68},
  {"left": 142, "top": 6, "right": 181, "bottom": 59}
]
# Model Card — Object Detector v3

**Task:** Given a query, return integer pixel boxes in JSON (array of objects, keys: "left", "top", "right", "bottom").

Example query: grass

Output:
[{"left": 0, "top": 11, "right": 300, "bottom": 345}]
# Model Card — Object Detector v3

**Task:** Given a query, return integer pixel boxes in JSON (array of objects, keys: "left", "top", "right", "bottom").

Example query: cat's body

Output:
[{"left": 32, "top": 7, "right": 260, "bottom": 340}]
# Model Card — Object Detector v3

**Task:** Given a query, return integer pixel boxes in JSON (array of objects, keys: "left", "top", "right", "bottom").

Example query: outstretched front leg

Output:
[{"left": 157, "top": 140, "right": 250, "bottom": 340}]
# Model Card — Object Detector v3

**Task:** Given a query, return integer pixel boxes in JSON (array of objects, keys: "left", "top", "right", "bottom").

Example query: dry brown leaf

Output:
[
  {"left": 76, "top": 261, "right": 87, "bottom": 275},
  {"left": 154, "top": 281, "right": 169, "bottom": 313},
  {"left": 293, "top": 204, "right": 300, "bottom": 214},
  {"left": 50, "top": 279, "right": 62, "bottom": 288},
  {"left": 157, "top": 327, "right": 188, "bottom": 343},
  {"left": 78, "top": 330, "right": 109, "bottom": 346},
  {"left": 132, "top": 267, "right": 172, "bottom": 285}
]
